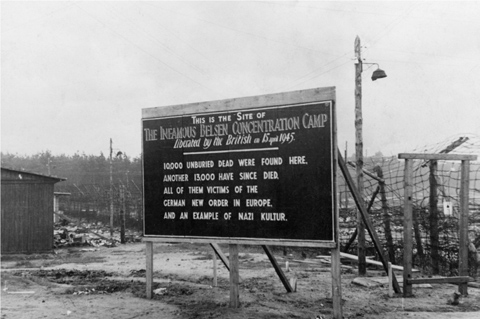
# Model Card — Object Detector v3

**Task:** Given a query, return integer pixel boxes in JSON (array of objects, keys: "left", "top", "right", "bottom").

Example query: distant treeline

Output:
[{"left": 1, "top": 151, "right": 142, "bottom": 191}]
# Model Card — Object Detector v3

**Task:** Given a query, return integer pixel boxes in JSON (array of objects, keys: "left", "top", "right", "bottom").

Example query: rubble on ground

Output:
[{"left": 53, "top": 221, "right": 142, "bottom": 248}]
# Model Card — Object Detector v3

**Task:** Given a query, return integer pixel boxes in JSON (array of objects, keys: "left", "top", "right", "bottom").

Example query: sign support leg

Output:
[
  {"left": 331, "top": 247, "right": 343, "bottom": 319},
  {"left": 262, "top": 245, "right": 294, "bottom": 292},
  {"left": 212, "top": 246, "right": 218, "bottom": 287},
  {"left": 146, "top": 241, "right": 153, "bottom": 299},
  {"left": 210, "top": 243, "right": 230, "bottom": 271},
  {"left": 229, "top": 244, "right": 240, "bottom": 308}
]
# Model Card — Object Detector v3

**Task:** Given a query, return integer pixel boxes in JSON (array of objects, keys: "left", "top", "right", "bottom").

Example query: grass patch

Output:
[
  {"left": 41, "top": 253, "right": 106, "bottom": 267},
  {"left": 2, "top": 250, "right": 105, "bottom": 269},
  {"left": 13, "top": 260, "right": 36, "bottom": 268},
  {"left": 193, "top": 253, "right": 213, "bottom": 260}
]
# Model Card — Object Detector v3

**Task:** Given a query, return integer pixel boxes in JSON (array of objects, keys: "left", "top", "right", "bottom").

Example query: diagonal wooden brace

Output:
[
  {"left": 338, "top": 149, "right": 401, "bottom": 294},
  {"left": 262, "top": 245, "right": 294, "bottom": 292}
]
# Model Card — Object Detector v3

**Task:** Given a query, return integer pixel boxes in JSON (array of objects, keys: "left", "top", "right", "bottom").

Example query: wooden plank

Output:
[
  {"left": 210, "top": 243, "right": 230, "bottom": 271},
  {"left": 388, "top": 262, "right": 394, "bottom": 297},
  {"left": 142, "top": 87, "right": 335, "bottom": 118},
  {"left": 229, "top": 244, "right": 240, "bottom": 308},
  {"left": 398, "top": 153, "right": 477, "bottom": 161},
  {"left": 142, "top": 236, "right": 337, "bottom": 248},
  {"left": 420, "top": 136, "right": 470, "bottom": 168},
  {"left": 468, "top": 282, "right": 480, "bottom": 289},
  {"left": 145, "top": 241, "right": 153, "bottom": 299},
  {"left": 343, "top": 186, "right": 380, "bottom": 253},
  {"left": 262, "top": 245, "right": 293, "bottom": 293},
  {"left": 407, "top": 276, "right": 474, "bottom": 284},
  {"left": 347, "top": 161, "right": 385, "bottom": 183},
  {"left": 331, "top": 247, "right": 343, "bottom": 319},
  {"left": 338, "top": 151, "right": 401, "bottom": 293},
  {"left": 459, "top": 160, "right": 470, "bottom": 295},
  {"left": 403, "top": 158, "right": 413, "bottom": 297},
  {"left": 339, "top": 252, "right": 418, "bottom": 272},
  {"left": 212, "top": 246, "right": 218, "bottom": 287}
]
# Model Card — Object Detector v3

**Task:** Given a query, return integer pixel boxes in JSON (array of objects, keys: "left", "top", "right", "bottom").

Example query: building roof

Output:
[{"left": 1, "top": 167, "right": 66, "bottom": 183}]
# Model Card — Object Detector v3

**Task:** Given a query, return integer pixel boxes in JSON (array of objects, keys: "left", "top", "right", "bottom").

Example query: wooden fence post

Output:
[
  {"left": 403, "top": 158, "right": 413, "bottom": 297},
  {"left": 459, "top": 160, "right": 470, "bottom": 295},
  {"left": 375, "top": 166, "right": 395, "bottom": 264},
  {"left": 412, "top": 207, "right": 425, "bottom": 267},
  {"left": 429, "top": 160, "right": 440, "bottom": 274},
  {"left": 388, "top": 262, "right": 394, "bottom": 298}
]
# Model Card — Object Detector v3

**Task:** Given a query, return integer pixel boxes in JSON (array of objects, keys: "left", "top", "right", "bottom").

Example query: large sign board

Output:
[{"left": 142, "top": 87, "right": 337, "bottom": 247}]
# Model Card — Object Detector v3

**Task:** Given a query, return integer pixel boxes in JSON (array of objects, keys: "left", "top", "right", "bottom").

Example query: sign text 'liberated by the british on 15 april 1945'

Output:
[{"left": 142, "top": 101, "right": 334, "bottom": 242}]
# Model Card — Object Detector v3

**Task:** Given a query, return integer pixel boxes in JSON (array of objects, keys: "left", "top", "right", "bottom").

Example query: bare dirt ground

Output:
[{"left": 1, "top": 242, "right": 480, "bottom": 319}]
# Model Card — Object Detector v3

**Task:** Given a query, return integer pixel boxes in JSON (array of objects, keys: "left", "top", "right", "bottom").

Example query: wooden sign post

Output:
[
  {"left": 142, "top": 87, "right": 342, "bottom": 318},
  {"left": 229, "top": 244, "right": 240, "bottom": 307}
]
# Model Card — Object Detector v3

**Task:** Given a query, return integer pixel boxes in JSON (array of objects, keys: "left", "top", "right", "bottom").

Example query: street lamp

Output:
[
  {"left": 357, "top": 62, "right": 387, "bottom": 81},
  {"left": 354, "top": 36, "right": 387, "bottom": 276},
  {"left": 369, "top": 63, "right": 387, "bottom": 81}
]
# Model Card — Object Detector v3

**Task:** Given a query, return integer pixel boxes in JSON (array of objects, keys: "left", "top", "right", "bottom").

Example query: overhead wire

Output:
[
  {"left": 282, "top": 58, "right": 351, "bottom": 91},
  {"left": 134, "top": 1, "right": 353, "bottom": 96},
  {"left": 373, "top": 47, "right": 479, "bottom": 63},
  {"left": 132, "top": 2, "right": 246, "bottom": 96},
  {"left": 141, "top": 1, "right": 338, "bottom": 57},
  {"left": 104, "top": 2, "right": 206, "bottom": 76},
  {"left": 281, "top": 2, "right": 419, "bottom": 91},
  {"left": 366, "top": 3, "right": 419, "bottom": 49},
  {"left": 257, "top": 0, "right": 478, "bottom": 24},
  {"left": 133, "top": 3, "right": 233, "bottom": 72},
  {"left": 1, "top": 2, "right": 76, "bottom": 34},
  {"left": 72, "top": 2, "right": 221, "bottom": 96}
]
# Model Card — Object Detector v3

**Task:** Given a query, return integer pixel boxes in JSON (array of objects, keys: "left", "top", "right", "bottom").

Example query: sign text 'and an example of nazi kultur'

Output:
[{"left": 142, "top": 102, "right": 335, "bottom": 242}]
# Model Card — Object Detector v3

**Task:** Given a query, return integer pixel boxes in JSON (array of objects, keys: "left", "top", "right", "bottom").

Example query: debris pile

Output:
[
  {"left": 21, "top": 269, "right": 113, "bottom": 284},
  {"left": 53, "top": 221, "right": 142, "bottom": 248}
]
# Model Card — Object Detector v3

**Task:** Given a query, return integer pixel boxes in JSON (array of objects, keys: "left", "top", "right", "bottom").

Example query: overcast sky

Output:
[{"left": 2, "top": 1, "right": 479, "bottom": 158}]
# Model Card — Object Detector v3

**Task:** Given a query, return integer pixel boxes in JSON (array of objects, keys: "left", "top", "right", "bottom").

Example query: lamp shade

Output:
[{"left": 371, "top": 68, "right": 387, "bottom": 81}]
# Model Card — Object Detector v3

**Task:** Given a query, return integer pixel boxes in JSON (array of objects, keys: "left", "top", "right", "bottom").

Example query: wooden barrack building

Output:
[{"left": 1, "top": 167, "right": 65, "bottom": 254}]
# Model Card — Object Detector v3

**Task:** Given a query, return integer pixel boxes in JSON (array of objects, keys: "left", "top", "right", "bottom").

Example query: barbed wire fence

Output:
[
  {"left": 339, "top": 134, "right": 480, "bottom": 277},
  {"left": 55, "top": 134, "right": 480, "bottom": 276},
  {"left": 56, "top": 177, "right": 144, "bottom": 235}
]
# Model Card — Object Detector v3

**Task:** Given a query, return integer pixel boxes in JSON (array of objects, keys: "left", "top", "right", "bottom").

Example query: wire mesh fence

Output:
[
  {"left": 339, "top": 134, "right": 480, "bottom": 277},
  {"left": 56, "top": 180, "right": 144, "bottom": 232},
  {"left": 55, "top": 134, "right": 480, "bottom": 276}
]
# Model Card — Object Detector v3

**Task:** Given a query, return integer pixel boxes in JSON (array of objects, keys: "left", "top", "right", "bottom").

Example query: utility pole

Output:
[
  {"left": 344, "top": 141, "right": 348, "bottom": 210},
  {"left": 355, "top": 35, "right": 366, "bottom": 276},
  {"left": 46, "top": 157, "right": 52, "bottom": 175},
  {"left": 123, "top": 170, "right": 129, "bottom": 243},
  {"left": 120, "top": 184, "right": 126, "bottom": 244},
  {"left": 110, "top": 138, "right": 114, "bottom": 238}
]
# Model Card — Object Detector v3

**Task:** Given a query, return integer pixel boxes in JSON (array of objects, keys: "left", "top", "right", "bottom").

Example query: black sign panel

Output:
[{"left": 143, "top": 101, "right": 335, "bottom": 243}]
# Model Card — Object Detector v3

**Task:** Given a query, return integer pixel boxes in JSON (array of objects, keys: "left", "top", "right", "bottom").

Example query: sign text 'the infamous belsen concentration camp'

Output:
[{"left": 142, "top": 102, "right": 335, "bottom": 242}]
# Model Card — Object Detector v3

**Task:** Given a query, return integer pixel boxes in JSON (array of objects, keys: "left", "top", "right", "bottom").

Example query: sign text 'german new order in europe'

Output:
[{"left": 142, "top": 101, "right": 335, "bottom": 243}]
